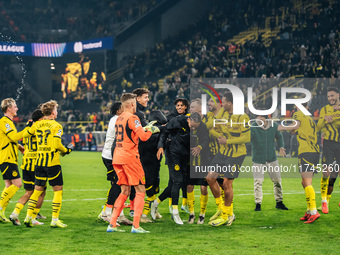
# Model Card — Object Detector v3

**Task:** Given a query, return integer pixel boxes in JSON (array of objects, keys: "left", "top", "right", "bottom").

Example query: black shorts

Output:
[
  {"left": 22, "top": 169, "right": 35, "bottom": 190},
  {"left": 188, "top": 178, "right": 208, "bottom": 186},
  {"left": 102, "top": 157, "right": 118, "bottom": 183},
  {"left": 35, "top": 165, "right": 63, "bottom": 187},
  {"left": 298, "top": 152, "right": 320, "bottom": 173},
  {"left": 322, "top": 140, "right": 340, "bottom": 165},
  {"left": 210, "top": 154, "right": 246, "bottom": 179},
  {"left": 0, "top": 163, "right": 20, "bottom": 180}
]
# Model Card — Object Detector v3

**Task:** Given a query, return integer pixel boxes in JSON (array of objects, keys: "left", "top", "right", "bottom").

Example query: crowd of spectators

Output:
[{"left": 0, "top": 0, "right": 164, "bottom": 43}]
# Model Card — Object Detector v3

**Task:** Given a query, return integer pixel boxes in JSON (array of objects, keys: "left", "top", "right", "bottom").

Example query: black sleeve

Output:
[
  {"left": 157, "top": 126, "right": 169, "bottom": 149},
  {"left": 197, "top": 123, "right": 210, "bottom": 149},
  {"left": 135, "top": 111, "right": 148, "bottom": 127}
]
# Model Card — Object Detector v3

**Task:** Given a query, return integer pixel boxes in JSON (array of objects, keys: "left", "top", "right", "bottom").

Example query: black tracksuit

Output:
[{"left": 158, "top": 115, "right": 190, "bottom": 206}]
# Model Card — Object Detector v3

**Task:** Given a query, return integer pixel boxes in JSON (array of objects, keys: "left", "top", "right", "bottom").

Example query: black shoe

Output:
[
  {"left": 254, "top": 203, "right": 261, "bottom": 211},
  {"left": 276, "top": 201, "right": 288, "bottom": 210}
]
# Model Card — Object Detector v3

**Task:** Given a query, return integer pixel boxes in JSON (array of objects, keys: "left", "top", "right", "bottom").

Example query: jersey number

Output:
[
  {"left": 115, "top": 124, "right": 124, "bottom": 142},
  {"left": 37, "top": 130, "right": 51, "bottom": 145},
  {"left": 24, "top": 136, "right": 37, "bottom": 151}
]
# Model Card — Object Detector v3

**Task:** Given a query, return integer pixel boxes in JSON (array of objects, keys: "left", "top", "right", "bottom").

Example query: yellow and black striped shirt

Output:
[
  {"left": 220, "top": 113, "right": 250, "bottom": 158},
  {"left": 24, "top": 119, "right": 68, "bottom": 167},
  {"left": 21, "top": 131, "right": 38, "bottom": 171},
  {"left": 317, "top": 104, "right": 340, "bottom": 142},
  {"left": 0, "top": 116, "right": 27, "bottom": 164},
  {"left": 204, "top": 108, "right": 228, "bottom": 156},
  {"left": 293, "top": 111, "right": 320, "bottom": 155}
]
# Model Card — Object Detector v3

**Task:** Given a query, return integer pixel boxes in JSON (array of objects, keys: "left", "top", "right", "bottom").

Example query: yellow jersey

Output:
[
  {"left": 317, "top": 104, "right": 340, "bottom": 142},
  {"left": 221, "top": 113, "right": 250, "bottom": 158},
  {"left": 0, "top": 116, "right": 26, "bottom": 164},
  {"left": 25, "top": 119, "right": 68, "bottom": 167},
  {"left": 293, "top": 111, "right": 320, "bottom": 155},
  {"left": 205, "top": 108, "right": 228, "bottom": 155},
  {"left": 21, "top": 131, "right": 38, "bottom": 171}
]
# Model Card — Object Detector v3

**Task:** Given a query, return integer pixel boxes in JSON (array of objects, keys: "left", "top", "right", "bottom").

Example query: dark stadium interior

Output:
[{"left": 0, "top": 0, "right": 339, "bottom": 152}]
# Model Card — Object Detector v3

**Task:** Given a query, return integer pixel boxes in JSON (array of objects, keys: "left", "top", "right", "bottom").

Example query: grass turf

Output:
[{"left": 1, "top": 152, "right": 340, "bottom": 255}]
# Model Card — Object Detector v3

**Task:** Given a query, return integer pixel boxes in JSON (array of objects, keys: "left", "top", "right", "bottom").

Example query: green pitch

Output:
[{"left": 1, "top": 152, "right": 340, "bottom": 255}]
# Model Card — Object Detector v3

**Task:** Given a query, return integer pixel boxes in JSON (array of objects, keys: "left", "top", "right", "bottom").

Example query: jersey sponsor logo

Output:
[
  {"left": 134, "top": 119, "right": 141, "bottom": 128},
  {"left": 5, "top": 123, "right": 12, "bottom": 132},
  {"left": 174, "top": 164, "right": 180, "bottom": 171}
]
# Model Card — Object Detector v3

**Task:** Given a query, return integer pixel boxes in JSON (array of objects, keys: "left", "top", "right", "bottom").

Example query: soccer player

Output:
[
  {"left": 132, "top": 88, "right": 156, "bottom": 223},
  {"left": 207, "top": 92, "right": 250, "bottom": 227},
  {"left": 24, "top": 100, "right": 73, "bottom": 228},
  {"left": 316, "top": 87, "right": 340, "bottom": 213},
  {"left": 278, "top": 103, "right": 321, "bottom": 223},
  {"left": 0, "top": 98, "right": 28, "bottom": 223},
  {"left": 151, "top": 113, "right": 198, "bottom": 225},
  {"left": 9, "top": 109, "right": 46, "bottom": 226},
  {"left": 139, "top": 110, "right": 167, "bottom": 222},
  {"left": 98, "top": 102, "right": 132, "bottom": 225},
  {"left": 251, "top": 114, "right": 288, "bottom": 211},
  {"left": 187, "top": 99, "right": 210, "bottom": 224},
  {"left": 107, "top": 93, "right": 159, "bottom": 233},
  {"left": 204, "top": 96, "right": 227, "bottom": 223}
]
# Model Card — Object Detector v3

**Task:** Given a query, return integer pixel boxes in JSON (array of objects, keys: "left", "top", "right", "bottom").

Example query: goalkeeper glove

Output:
[
  {"left": 143, "top": 121, "right": 160, "bottom": 134},
  {"left": 26, "top": 120, "right": 33, "bottom": 127},
  {"left": 61, "top": 143, "right": 74, "bottom": 156}
]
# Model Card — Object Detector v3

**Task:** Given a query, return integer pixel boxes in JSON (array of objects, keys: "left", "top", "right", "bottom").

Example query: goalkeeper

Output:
[{"left": 23, "top": 100, "right": 73, "bottom": 228}]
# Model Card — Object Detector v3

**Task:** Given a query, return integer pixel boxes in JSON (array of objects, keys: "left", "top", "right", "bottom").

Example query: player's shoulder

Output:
[{"left": 0, "top": 116, "right": 14, "bottom": 132}]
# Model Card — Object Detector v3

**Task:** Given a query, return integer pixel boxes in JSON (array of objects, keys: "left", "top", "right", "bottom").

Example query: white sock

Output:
[
  {"left": 119, "top": 210, "right": 124, "bottom": 216},
  {"left": 154, "top": 200, "right": 159, "bottom": 207},
  {"left": 173, "top": 208, "right": 179, "bottom": 214},
  {"left": 104, "top": 207, "right": 112, "bottom": 215}
]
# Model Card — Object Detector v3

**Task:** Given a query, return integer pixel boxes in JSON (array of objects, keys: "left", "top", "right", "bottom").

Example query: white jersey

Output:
[{"left": 101, "top": 115, "right": 118, "bottom": 160}]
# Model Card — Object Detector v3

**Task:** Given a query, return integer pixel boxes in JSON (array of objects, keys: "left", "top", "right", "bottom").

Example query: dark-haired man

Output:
[
  {"left": 317, "top": 87, "right": 340, "bottom": 213},
  {"left": 9, "top": 109, "right": 46, "bottom": 226},
  {"left": 278, "top": 103, "right": 320, "bottom": 223},
  {"left": 207, "top": 92, "right": 250, "bottom": 227}
]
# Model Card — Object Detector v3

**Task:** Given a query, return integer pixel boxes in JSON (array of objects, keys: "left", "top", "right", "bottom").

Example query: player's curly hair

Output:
[
  {"left": 1, "top": 98, "right": 16, "bottom": 113},
  {"left": 41, "top": 100, "right": 58, "bottom": 116},
  {"left": 32, "top": 109, "right": 44, "bottom": 121},
  {"left": 110, "top": 102, "right": 122, "bottom": 115}
]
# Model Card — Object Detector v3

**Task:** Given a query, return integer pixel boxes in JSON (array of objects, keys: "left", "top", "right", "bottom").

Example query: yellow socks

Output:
[
  {"left": 33, "top": 208, "right": 40, "bottom": 220},
  {"left": 13, "top": 203, "right": 24, "bottom": 215},
  {"left": 169, "top": 198, "right": 172, "bottom": 207},
  {"left": 221, "top": 205, "right": 231, "bottom": 220},
  {"left": 52, "top": 190, "right": 63, "bottom": 220},
  {"left": 27, "top": 190, "right": 43, "bottom": 218},
  {"left": 200, "top": 194, "right": 208, "bottom": 215},
  {"left": 182, "top": 198, "right": 187, "bottom": 207},
  {"left": 187, "top": 191, "right": 195, "bottom": 214},
  {"left": 142, "top": 195, "right": 156, "bottom": 216},
  {"left": 305, "top": 185, "right": 316, "bottom": 214},
  {"left": 0, "top": 185, "right": 20, "bottom": 210},
  {"left": 321, "top": 177, "right": 329, "bottom": 202},
  {"left": 215, "top": 196, "right": 223, "bottom": 211}
]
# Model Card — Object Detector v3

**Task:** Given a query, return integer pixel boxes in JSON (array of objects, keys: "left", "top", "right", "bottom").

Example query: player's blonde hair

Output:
[
  {"left": 41, "top": 100, "right": 58, "bottom": 116},
  {"left": 121, "top": 93, "right": 136, "bottom": 103},
  {"left": 1, "top": 98, "right": 16, "bottom": 113}
]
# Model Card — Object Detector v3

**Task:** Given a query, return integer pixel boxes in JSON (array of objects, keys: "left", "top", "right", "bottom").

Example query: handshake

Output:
[
  {"left": 60, "top": 143, "right": 74, "bottom": 157},
  {"left": 143, "top": 121, "right": 160, "bottom": 134}
]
